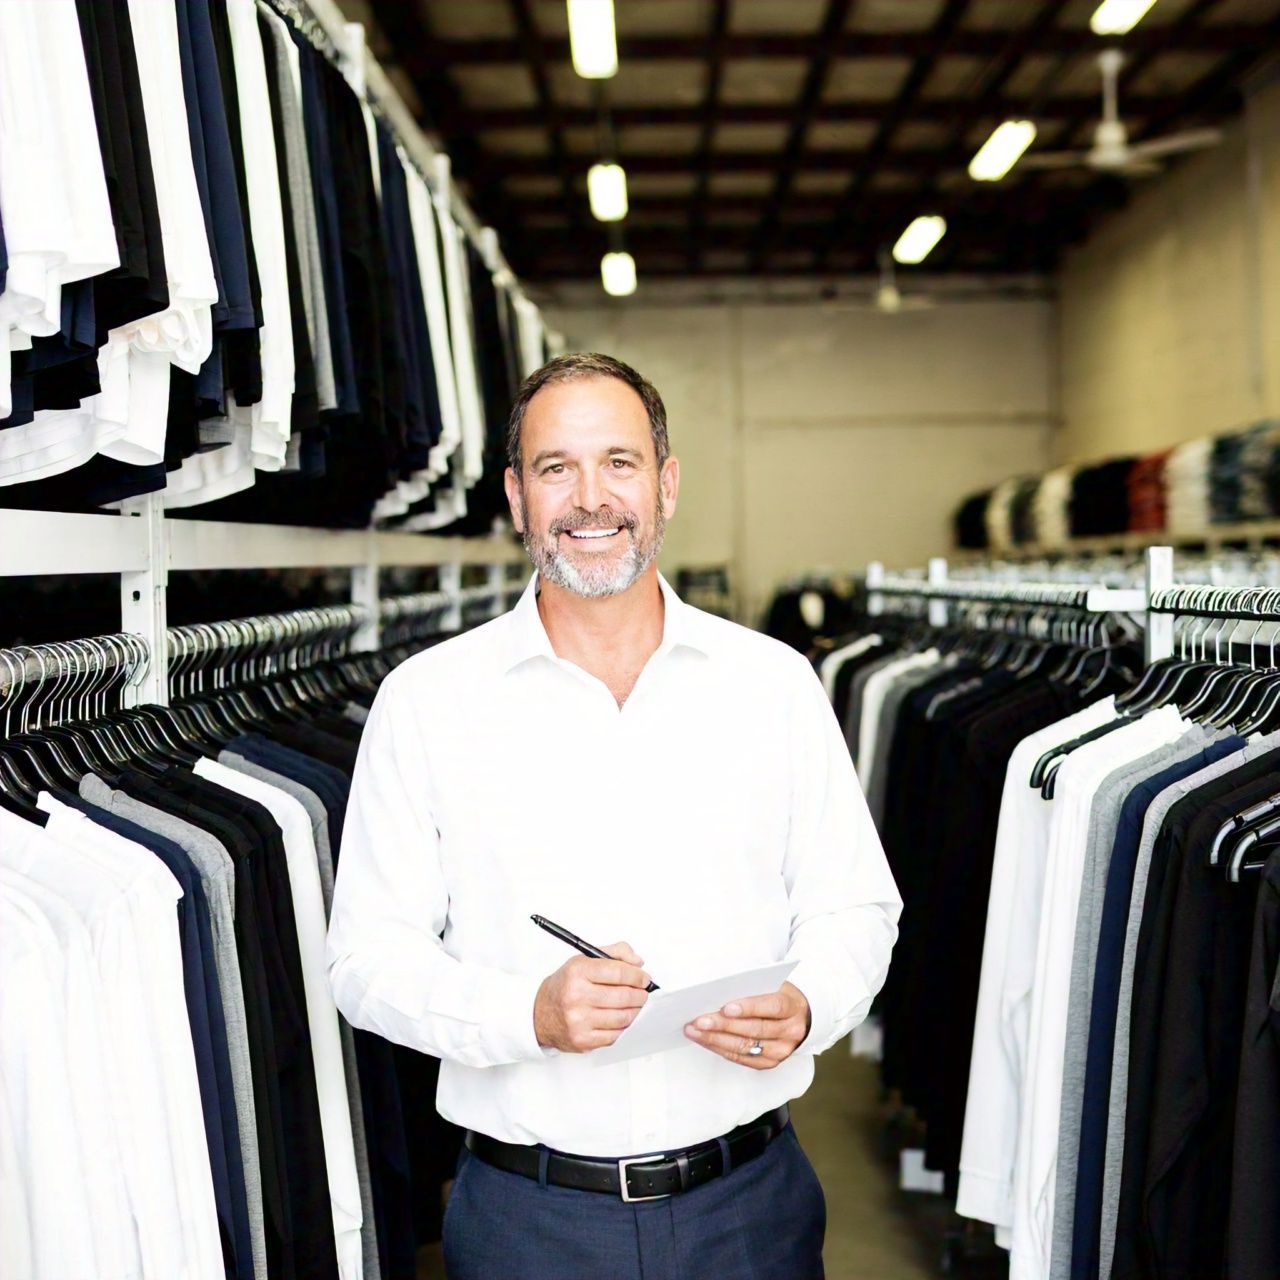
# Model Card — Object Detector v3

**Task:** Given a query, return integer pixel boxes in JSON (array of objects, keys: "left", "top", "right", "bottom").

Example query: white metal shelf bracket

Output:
[{"left": 119, "top": 493, "right": 170, "bottom": 707}]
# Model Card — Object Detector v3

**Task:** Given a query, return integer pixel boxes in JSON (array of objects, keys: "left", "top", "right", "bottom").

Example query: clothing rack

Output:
[
  {"left": 865, "top": 557, "right": 1148, "bottom": 625},
  {"left": 0, "top": 583, "right": 512, "bottom": 704},
  {"left": 280, "top": 0, "right": 555, "bottom": 330},
  {"left": 0, "top": 498, "right": 528, "bottom": 706}
]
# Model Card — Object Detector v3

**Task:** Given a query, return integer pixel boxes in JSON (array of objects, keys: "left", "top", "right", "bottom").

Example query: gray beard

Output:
[{"left": 520, "top": 495, "right": 666, "bottom": 599}]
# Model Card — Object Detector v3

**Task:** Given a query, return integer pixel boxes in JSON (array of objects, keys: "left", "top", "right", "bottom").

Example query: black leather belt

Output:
[{"left": 464, "top": 1104, "right": 790, "bottom": 1202}]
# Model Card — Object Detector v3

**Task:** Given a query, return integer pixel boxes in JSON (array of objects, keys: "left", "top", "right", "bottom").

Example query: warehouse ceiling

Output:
[{"left": 350, "top": 0, "right": 1280, "bottom": 281}]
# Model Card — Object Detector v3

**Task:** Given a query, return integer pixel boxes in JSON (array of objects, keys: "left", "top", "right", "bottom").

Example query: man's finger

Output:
[
  {"left": 589, "top": 1007, "right": 639, "bottom": 1031},
  {"left": 589, "top": 985, "right": 649, "bottom": 1010},
  {"left": 692, "top": 1013, "right": 775, "bottom": 1041},
  {"left": 602, "top": 941, "right": 645, "bottom": 967},
  {"left": 722, "top": 992, "right": 787, "bottom": 1019},
  {"left": 684, "top": 1027, "right": 782, "bottom": 1067},
  {"left": 584, "top": 957, "right": 652, "bottom": 989}
]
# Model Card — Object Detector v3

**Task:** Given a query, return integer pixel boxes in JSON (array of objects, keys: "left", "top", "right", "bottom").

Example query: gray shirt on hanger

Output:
[
  {"left": 1049, "top": 727, "right": 1215, "bottom": 1280},
  {"left": 1097, "top": 729, "right": 1280, "bottom": 1279}
]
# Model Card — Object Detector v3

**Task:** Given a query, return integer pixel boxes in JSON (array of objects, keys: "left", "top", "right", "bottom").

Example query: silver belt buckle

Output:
[{"left": 618, "top": 1154, "right": 671, "bottom": 1202}]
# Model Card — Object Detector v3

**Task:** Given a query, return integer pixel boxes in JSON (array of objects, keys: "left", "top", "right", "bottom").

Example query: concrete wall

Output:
[
  {"left": 545, "top": 294, "right": 1054, "bottom": 622},
  {"left": 1057, "top": 75, "right": 1280, "bottom": 463}
]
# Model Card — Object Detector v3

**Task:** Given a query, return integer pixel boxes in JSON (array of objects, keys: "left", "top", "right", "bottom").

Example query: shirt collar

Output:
[{"left": 503, "top": 571, "right": 713, "bottom": 674}]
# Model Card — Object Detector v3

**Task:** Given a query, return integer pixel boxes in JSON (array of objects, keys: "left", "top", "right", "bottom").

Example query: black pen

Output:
[{"left": 531, "top": 914, "right": 660, "bottom": 992}]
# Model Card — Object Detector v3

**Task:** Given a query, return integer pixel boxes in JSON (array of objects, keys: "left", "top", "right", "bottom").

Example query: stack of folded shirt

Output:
[
  {"left": 1069, "top": 458, "right": 1136, "bottom": 538},
  {"left": 954, "top": 491, "right": 992, "bottom": 551},
  {"left": 1235, "top": 421, "right": 1280, "bottom": 522},
  {"left": 1127, "top": 451, "right": 1169, "bottom": 533},
  {"left": 984, "top": 478, "right": 1022, "bottom": 554},
  {"left": 1165, "top": 437, "right": 1212, "bottom": 535},
  {"left": 1010, "top": 477, "right": 1041, "bottom": 547},
  {"left": 1032, "top": 467, "right": 1075, "bottom": 550}
]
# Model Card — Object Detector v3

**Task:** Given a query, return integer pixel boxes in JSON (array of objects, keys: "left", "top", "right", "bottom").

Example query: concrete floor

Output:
[
  {"left": 422, "top": 1048, "right": 981, "bottom": 1279},
  {"left": 791, "top": 1050, "right": 941, "bottom": 1279}
]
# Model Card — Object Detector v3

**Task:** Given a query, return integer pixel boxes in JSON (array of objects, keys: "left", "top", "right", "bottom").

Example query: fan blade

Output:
[
  {"left": 1018, "top": 150, "right": 1087, "bottom": 170},
  {"left": 1118, "top": 159, "right": 1163, "bottom": 177},
  {"left": 1127, "top": 127, "right": 1223, "bottom": 161}
]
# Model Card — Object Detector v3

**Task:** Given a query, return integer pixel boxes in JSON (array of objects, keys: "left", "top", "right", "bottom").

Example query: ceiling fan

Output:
[
  {"left": 1020, "top": 49, "right": 1223, "bottom": 177},
  {"left": 831, "top": 250, "right": 937, "bottom": 314}
]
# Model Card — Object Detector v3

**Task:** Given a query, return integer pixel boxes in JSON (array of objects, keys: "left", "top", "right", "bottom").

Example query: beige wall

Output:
[
  {"left": 545, "top": 296, "right": 1053, "bottom": 622},
  {"left": 1057, "top": 75, "right": 1280, "bottom": 463}
]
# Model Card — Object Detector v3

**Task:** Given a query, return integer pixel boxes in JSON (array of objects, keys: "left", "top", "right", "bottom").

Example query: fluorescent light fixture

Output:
[
  {"left": 1090, "top": 0, "right": 1159, "bottom": 36},
  {"left": 568, "top": 0, "right": 618, "bottom": 79},
  {"left": 601, "top": 251, "right": 636, "bottom": 297},
  {"left": 588, "top": 163, "right": 628, "bottom": 221},
  {"left": 969, "top": 119, "right": 1037, "bottom": 181},
  {"left": 892, "top": 215, "right": 946, "bottom": 265}
]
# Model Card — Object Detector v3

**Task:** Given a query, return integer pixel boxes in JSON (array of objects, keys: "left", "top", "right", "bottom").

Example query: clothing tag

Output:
[
  {"left": 849, "top": 1015, "right": 883, "bottom": 1061},
  {"left": 899, "top": 1148, "right": 945, "bottom": 1194}
]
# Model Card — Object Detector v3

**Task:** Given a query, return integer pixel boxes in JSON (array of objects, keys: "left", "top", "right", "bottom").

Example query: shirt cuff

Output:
[
  {"left": 478, "top": 969, "right": 556, "bottom": 1065},
  {"left": 955, "top": 1168, "right": 1013, "bottom": 1231},
  {"left": 786, "top": 956, "right": 835, "bottom": 1055}
]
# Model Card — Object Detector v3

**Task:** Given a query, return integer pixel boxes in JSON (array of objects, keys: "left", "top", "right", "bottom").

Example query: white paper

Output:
[{"left": 590, "top": 961, "right": 798, "bottom": 1066}]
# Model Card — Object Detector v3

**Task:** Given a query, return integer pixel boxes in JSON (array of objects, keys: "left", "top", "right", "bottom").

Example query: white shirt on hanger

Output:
[
  {"left": 0, "top": 867, "right": 139, "bottom": 1280},
  {"left": 857, "top": 649, "right": 941, "bottom": 784},
  {"left": 33, "top": 796, "right": 227, "bottom": 1280},
  {"left": 0, "top": 0, "right": 121, "bottom": 476},
  {"left": 436, "top": 201, "right": 486, "bottom": 486},
  {"left": 1009, "top": 706, "right": 1186, "bottom": 1280},
  {"left": 167, "top": 0, "right": 293, "bottom": 506},
  {"left": 406, "top": 166, "right": 462, "bottom": 480},
  {"left": 0, "top": 883, "right": 98, "bottom": 1280},
  {"left": 328, "top": 573, "right": 902, "bottom": 1157},
  {"left": 956, "top": 696, "right": 1119, "bottom": 1237},
  {"left": 194, "top": 758, "right": 364, "bottom": 1280},
  {"left": 0, "top": 804, "right": 217, "bottom": 1280},
  {"left": 818, "top": 634, "right": 881, "bottom": 702}
]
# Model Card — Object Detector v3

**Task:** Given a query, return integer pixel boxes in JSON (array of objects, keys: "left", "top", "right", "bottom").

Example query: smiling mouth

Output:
[{"left": 563, "top": 528, "right": 622, "bottom": 540}]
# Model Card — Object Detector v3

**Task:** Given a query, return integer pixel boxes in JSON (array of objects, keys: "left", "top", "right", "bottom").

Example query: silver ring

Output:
[{"left": 747, "top": 1040, "right": 763, "bottom": 1057}]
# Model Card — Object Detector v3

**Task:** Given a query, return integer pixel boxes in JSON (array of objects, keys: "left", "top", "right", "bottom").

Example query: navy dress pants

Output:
[{"left": 443, "top": 1123, "right": 826, "bottom": 1279}]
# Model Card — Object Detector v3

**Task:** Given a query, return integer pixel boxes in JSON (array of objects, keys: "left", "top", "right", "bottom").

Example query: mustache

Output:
[{"left": 549, "top": 510, "right": 638, "bottom": 535}]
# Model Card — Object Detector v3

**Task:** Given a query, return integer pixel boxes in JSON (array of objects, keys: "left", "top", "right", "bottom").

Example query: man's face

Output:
[{"left": 504, "top": 377, "right": 679, "bottom": 599}]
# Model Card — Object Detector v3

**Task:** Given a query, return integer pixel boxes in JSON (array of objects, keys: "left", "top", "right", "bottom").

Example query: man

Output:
[{"left": 327, "top": 353, "right": 901, "bottom": 1278}]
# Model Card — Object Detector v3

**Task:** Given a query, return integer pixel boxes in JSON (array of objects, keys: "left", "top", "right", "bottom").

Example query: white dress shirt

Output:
[
  {"left": 1009, "top": 706, "right": 1186, "bottom": 1280},
  {"left": 1, "top": 803, "right": 222, "bottom": 1280},
  {"left": 957, "top": 697, "right": 1119, "bottom": 1237},
  {"left": 194, "top": 759, "right": 364, "bottom": 1280},
  {"left": 328, "top": 574, "right": 901, "bottom": 1157}
]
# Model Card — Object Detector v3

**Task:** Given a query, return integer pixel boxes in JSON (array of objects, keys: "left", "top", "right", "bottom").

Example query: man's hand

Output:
[
  {"left": 534, "top": 941, "right": 652, "bottom": 1053},
  {"left": 683, "top": 981, "right": 811, "bottom": 1069}
]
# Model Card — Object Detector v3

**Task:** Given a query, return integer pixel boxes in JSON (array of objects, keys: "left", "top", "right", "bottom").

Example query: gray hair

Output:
[{"left": 506, "top": 352, "right": 670, "bottom": 476}]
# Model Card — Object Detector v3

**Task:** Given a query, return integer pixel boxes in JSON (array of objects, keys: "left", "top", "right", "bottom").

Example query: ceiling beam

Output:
[
  {"left": 687, "top": 0, "right": 731, "bottom": 273},
  {"left": 492, "top": 146, "right": 963, "bottom": 176},
  {"left": 748, "top": 0, "right": 857, "bottom": 271},
  {"left": 506, "top": 0, "right": 585, "bottom": 237},
  {"left": 421, "top": 25, "right": 1274, "bottom": 66},
  {"left": 461, "top": 94, "right": 1191, "bottom": 131},
  {"left": 814, "top": 0, "right": 1070, "bottom": 270},
  {"left": 811, "top": 0, "right": 972, "bottom": 270},
  {"left": 512, "top": 187, "right": 1096, "bottom": 223}
]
